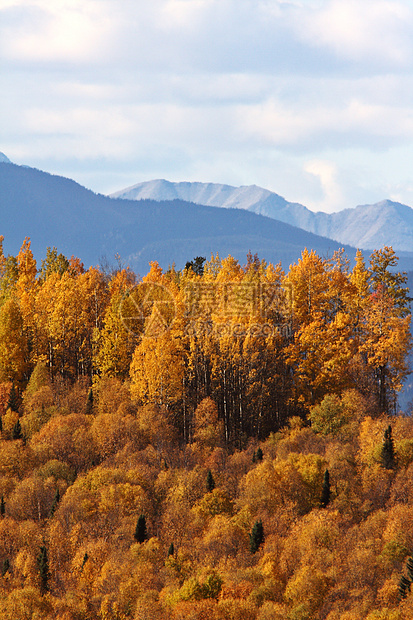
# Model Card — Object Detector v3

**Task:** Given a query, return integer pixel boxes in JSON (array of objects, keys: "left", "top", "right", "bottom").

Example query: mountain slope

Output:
[
  {"left": 0, "top": 163, "right": 357, "bottom": 274},
  {"left": 112, "top": 180, "right": 413, "bottom": 252}
]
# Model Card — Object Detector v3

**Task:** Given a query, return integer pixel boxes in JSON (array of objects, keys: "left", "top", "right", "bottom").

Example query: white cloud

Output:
[
  {"left": 2, "top": 0, "right": 413, "bottom": 213},
  {"left": 298, "top": 0, "right": 413, "bottom": 67},
  {"left": 0, "top": 0, "right": 114, "bottom": 63},
  {"left": 304, "top": 160, "right": 344, "bottom": 212}
]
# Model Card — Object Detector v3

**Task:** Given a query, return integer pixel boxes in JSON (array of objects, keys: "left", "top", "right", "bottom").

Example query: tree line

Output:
[{"left": 0, "top": 238, "right": 410, "bottom": 443}]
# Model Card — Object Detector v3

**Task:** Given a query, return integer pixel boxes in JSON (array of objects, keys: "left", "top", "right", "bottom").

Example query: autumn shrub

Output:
[
  {"left": 197, "top": 515, "right": 248, "bottom": 566},
  {"left": 91, "top": 412, "right": 145, "bottom": 460},
  {"left": 34, "top": 459, "right": 76, "bottom": 485},
  {"left": 239, "top": 452, "right": 326, "bottom": 518},
  {"left": 194, "top": 489, "right": 234, "bottom": 519},
  {"left": 0, "top": 585, "right": 53, "bottom": 619},
  {"left": 284, "top": 565, "right": 333, "bottom": 619},
  {"left": 30, "top": 413, "right": 96, "bottom": 472},
  {"left": 256, "top": 601, "right": 288, "bottom": 620},
  {"left": 7, "top": 476, "right": 58, "bottom": 521},
  {"left": 94, "top": 377, "right": 131, "bottom": 416}
]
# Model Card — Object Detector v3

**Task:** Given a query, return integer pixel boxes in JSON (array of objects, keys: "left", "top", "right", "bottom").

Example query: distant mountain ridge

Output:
[
  {"left": 0, "top": 162, "right": 358, "bottom": 275},
  {"left": 111, "top": 180, "right": 413, "bottom": 252}
]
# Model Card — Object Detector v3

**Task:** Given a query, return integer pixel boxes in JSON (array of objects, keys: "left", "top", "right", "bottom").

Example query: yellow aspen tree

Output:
[
  {"left": 15, "top": 238, "right": 37, "bottom": 372},
  {"left": 93, "top": 292, "right": 136, "bottom": 379},
  {"left": 130, "top": 264, "right": 185, "bottom": 413},
  {"left": 361, "top": 287, "right": 411, "bottom": 412},
  {"left": 93, "top": 268, "right": 137, "bottom": 378},
  {"left": 0, "top": 297, "right": 29, "bottom": 385},
  {"left": 0, "top": 236, "right": 5, "bottom": 279},
  {"left": 130, "top": 324, "right": 185, "bottom": 411},
  {"left": 284, "top": 251, "right": 331, "bottom": 407}
]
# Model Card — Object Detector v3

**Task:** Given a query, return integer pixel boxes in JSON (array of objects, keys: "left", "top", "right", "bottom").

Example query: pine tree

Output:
[
  {"left": 249, "top": 520, "right": 264, "bottom": 554},
  {"left": 36, "top": 545, "right": 50, "bottom": 594},
  {"left": 1, "top": 559, "right": 9, "bottom": 577},
  {"left": 185, "top": 256, "right": 206, "bottom": 276},
  {"left": 7, "top": 383, "right": 19, "bottom": 412},
  {"left": 320, "top": 469, "right": 331, "bottom": 508},
  {"left": 0, "top": 496, "right": 5, "bottom": 517},
  {"left": 381, "top": 425, "right": 396, "bottom": 470},
  {"left": 49, "top": 489, "right": 60, "bottom": 517},
  {"left": 255, "top": 447, "right": 263, "bottom": 461},
  {"left": 206, "top": 470, "right": 215, "bottom": 492},
  {"left": 398, "top": 575, "right": 411, "bottom": 600},
  {"left": 86, "top": 388, "right": 94, "bottom": 415},
  {"left": 12, "top": 419, "right": 22, "bottom": 440},
  {"left": 0, "top": 416, "right": 3, "bottom": 433},
  {"left": 407, "top": 556, "right": 413, "bottom": 582},
  {"left": 134, "top": 515, "right": 147, "bottom": 543},
  {"left": 167, "top": 543, "right": 174, "bottom": 557}
]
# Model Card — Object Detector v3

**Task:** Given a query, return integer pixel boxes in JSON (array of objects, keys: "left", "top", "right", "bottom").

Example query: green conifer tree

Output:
[
  {"left": 398, "top": 575, "right": 411, "bottom": 600},
  {"left": 249, "top": 520, "right": 264, "bottom": 554},
  {"left": 12, "top": 419, "right": 22, "bottom": 440},
  {"left": 49, "top": 489, "right": 60, "bottom": 517},
  {"left": 134, "top": 515, "right": 147, "bottom": 543},
  {"left": 0, "top": 496, "right": 5, "bottom": 517},
  {"left": 1, "top": 559, "right": 9, "bottom": 577},
  {"left": 168, "top": 543, "right": 174, "bottom": 557},
  {"left": 381, "top": 424, "right": 396, "bottom": 470},
  {"left": 7, "top": 383, "right": 19, "bottom": 412},
  {"left": 320, "top": 469, "right": 331, "bottom": 508},
  {"left": 256, "top": 447, "right": 263, "bottom": 461},
  {"left": 206, "top": 470, "right": 215, "bottom": 492},
  {"left": 407, "top": 556, "right": 413, "bottom": 582},
  {"left": 36, "top": 545, "right": 50, "bottom": 594},
  {"left": 86, "top": 388, "right": 94, "bottom": 415}
]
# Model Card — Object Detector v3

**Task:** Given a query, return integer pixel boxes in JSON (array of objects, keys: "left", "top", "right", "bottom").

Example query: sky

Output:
[{"left": 2, "top": 0, "right": 413, "bottom": 213}]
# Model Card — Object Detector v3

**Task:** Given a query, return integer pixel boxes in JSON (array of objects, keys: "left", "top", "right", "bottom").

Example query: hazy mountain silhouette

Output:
[
  {"left": 114, "top": 180, "right": 413, "bottom": 253},
  {"left": 0, "top": 162, "right": 359, "bottom": 274}
]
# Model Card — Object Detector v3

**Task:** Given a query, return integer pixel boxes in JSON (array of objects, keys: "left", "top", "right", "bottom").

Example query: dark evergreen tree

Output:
[
  {"left": 167, "top": 543, "right": 174, "bottom": 557},
  {"left": 206, "top": 470, "right": 215, "bottom": 492},
  {"left": 86, "top": 388, "right": 94, "bottom": 415},
  {"left": 81, "top": 552, "right": 89, "bottom": 569},
  {"left": 320, "top": 469, "right": 331, "bottom": 508},
  {"left": 134, "top": 515, "right": 147, "bottom": 543},
  {"left": 407, "top": 556, "right": 413, "bottom": 582},
  {"left": 12, "top": 419, "right": 22, "bottom": 440},
  {"left": 381, "top": 424, "right": 396, "bottom": 470},
  {"left": 49, "top": 489, "right": 60, "bottom": 517},
  {"left": 7, "top": 384, "right": 19, "bottom": 412},
  {"left": 249, "top": 520, "right": 264, "bottom": 554},
  {"left": 185, "top": 256, "right": 206, "bottom": 276},
  {"left": 255, "top": 447, "right": 263, "bottom": 461},
  {"left": 398, "top": 575, "right": 411, "bottom": 600},
  {"left": 0, "top": 415, "right": 3, "bottom": 433},
  {"left": 1, "top": 559, "right": 9, "bottom": 577},
  {"left": 0, "top": 496, "right": 5, "bottom": 517},
  {"left": 36, "top": 545, "right": 50, "bottom": 594}
]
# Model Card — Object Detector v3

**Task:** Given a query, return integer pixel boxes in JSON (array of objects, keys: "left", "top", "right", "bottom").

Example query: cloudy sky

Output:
[{"left": 2, "top": 0, "right": 413, "bottom": 213}]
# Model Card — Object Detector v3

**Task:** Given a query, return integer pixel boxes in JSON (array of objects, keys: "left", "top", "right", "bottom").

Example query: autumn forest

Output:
[{"left": 0, "top": 236, "right": 413, "bottom": 619}]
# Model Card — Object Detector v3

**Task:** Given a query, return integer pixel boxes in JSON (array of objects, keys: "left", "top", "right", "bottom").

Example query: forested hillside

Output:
[{"left": 0, "top": 237, "right": 412, "bottom": 619}]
